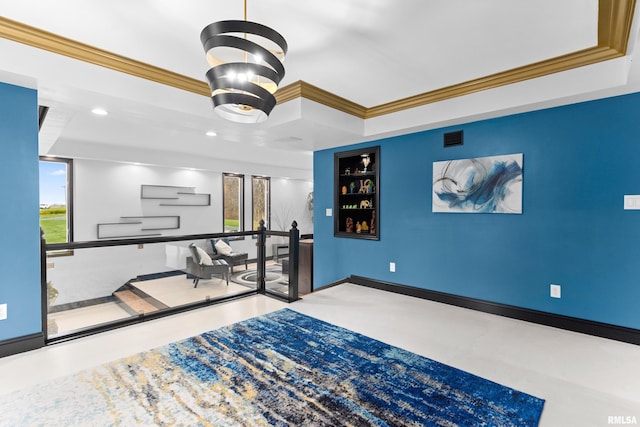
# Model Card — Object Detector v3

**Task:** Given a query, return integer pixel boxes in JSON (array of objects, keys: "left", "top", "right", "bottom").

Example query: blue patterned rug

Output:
[{"left": 0, "top": 309, "right": 544, "bottom": 426}]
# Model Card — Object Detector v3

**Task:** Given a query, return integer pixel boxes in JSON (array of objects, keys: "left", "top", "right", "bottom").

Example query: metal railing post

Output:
[
  {"left": 288, "top": 221, "right": 300, "bottom": 301},
  {"left": 257, "top": 219, "right": 266, "bottom": 293},
  {"left": 40, "top": 228, "right": 48, "bottom": 339}
]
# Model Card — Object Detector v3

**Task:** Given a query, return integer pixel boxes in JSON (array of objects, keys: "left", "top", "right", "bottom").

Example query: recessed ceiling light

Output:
[
  {"left": 206, "top": 131, "right": 217, "bottom": 137},
  {"left": 91, "top": 108, "right": 108, "bottom": 116}
]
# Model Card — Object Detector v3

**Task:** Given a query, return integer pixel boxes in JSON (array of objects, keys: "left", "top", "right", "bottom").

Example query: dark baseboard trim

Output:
[
  {"left": 0, "top": 332, "right": 45, "bottom": 358},
  {"left": 349, "top": 275, "right": 640, "bottom": 346},
  {"left": 315, "top": 277, "right": 351, "bottom": 292}
]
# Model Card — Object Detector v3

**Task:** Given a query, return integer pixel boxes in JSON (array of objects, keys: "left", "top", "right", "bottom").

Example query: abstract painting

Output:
[{"left": 433, "top": 153, "right": 523, "bottom": 214}]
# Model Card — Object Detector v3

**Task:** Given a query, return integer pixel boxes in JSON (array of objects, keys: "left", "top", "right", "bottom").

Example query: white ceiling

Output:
[{"left": 2, "top": 1, "right": 640, "bottom": 178}]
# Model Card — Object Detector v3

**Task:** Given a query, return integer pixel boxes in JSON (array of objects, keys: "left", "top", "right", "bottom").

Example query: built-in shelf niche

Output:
[
  {"left": 141, "top": 184, "right": 211, "bottom": 206},
  {"left": 97, "top": 216, "right": 180, "bottom": 239},
  {"left": 334, "top": 146, "right": 380, "bottom": 240}
]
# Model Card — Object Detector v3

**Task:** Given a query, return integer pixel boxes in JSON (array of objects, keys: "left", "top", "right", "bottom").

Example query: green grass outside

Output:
[
  {"left": 224, "top": 219, "right": 240, "bottom": 231},
  {"left": 40, "top": 218, "right": 67, "bottom": 243},
  {"left": 40, "top": 208, "right": 67, "bottom": 243}
]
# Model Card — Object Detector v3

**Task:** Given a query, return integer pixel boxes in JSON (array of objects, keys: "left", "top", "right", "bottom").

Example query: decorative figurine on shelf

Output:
[
  {"left": 359, "top": 179, "right": 368, "bottom": 194},
  {"left": 341, "top": 185, "right": 347, "bottom": 195},
  {"left": 370, "top": 210, "right": 376, "bottom": 234},
  {"left": 366, "top": 179, "right": 374, "bottom": 193},
  {"left": 355, "top": 221, "right": 362, "bottom": 233},
  {"left": 361, "top": 220, "right": 369, "bottom": 232},
  {"left": 361, "top": 154, "right": 371, "bottom": 173},
  {"left": 345, "top": 167, "right": 351, "bottom": 175},
  {"left": 360, "top": 200, "right": 370, "bottom": 209},
  {"left": 346, "top": 217, "right": 354, "bottom": 232},
  {"left": 349, "top": 181, "right": 356, "bottom": 194}
]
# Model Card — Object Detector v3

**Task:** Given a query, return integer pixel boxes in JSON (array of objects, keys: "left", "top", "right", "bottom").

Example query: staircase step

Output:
[{"left": 114, "top": 290, "right": 161, "bottom": 315}]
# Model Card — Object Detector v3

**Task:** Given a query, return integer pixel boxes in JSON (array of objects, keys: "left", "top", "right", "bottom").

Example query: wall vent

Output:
[{"left": 444, "top": 130, "right": 463, "bottom": 147}]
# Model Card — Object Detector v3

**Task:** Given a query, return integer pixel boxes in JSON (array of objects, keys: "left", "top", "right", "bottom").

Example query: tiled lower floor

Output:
[{"left": 1, "top": 283, "right": 639, "bottom": 426}]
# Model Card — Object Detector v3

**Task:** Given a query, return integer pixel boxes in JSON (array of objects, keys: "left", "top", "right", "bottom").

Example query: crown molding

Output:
[
  {"left": 0, "top": 0, "right": 636, "bottom": 120},
  {"left": 0, "top": 16, "right": 210, "bottom": 97},
  {"left": 599, "top": 0, "right": 635, "bottom": 51},
  {"left": 365, "top": 46, "right": 622, "bottom": 119},
  {"left": 276, "top": 81, "right": 367, "bottom": 118},
  {"left": 366, "top": 0, "right": 636, "bottom": 118}
]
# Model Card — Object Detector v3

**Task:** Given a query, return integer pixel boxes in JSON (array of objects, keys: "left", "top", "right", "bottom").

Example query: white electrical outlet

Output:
[
  {"left": 0, "top": 304, "right": 7, "bottom": 320},
  {"left": 325, "top": 208, "right": 332, "bottom": 217},
  {"left": 624, "top": 195, "right": 640, "bottom": 210},
  {"left": 550, "top": 284, "right": 561, "bottom": 299},
  {"left": 390, "top": 262, "right": 396, "bottom": 272}
]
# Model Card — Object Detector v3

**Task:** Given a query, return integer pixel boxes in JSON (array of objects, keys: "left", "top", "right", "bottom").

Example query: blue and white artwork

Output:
[{"left": 432, "top": 153, "right": 523, "bottom": 214}]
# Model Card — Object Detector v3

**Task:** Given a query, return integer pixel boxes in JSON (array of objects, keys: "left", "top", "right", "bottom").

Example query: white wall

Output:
[
  {"left": 48, "top": 158, "right": 313, "bottom": 305},
  {"left": 73, "top": 159, "right": 313, "bottom": 241},
  {"left": 73, "top": 161, "right": 222, "bottom": 241},
  {"left": 270, "top": 178, "right": 314, "bottom": 235}
]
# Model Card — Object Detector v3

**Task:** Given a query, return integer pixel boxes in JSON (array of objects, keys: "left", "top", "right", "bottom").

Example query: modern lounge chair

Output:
[
  {"left": 186, "top": 243, "right": 229, "bottom": 288},
  {"left": 208, "top": 238, "right": 248, "bottom": 274}
]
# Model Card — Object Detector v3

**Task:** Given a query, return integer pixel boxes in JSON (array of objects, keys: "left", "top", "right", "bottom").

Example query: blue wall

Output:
[
  {"left": 0, "top": 82, "right": 41, "bottom": 341},
  {"left": 314, "top": 91, "right": 640, "bottom": 330}
]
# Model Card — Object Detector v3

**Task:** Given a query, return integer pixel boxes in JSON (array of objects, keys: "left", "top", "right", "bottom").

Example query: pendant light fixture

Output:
[{"left": 200, "top": 0, "right": 287, "bottom": 123}]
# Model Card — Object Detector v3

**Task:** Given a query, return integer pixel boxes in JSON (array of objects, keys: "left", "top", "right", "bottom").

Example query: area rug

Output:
[
  {"left": 230, "top": 265, "right": 289, "bottom": 291},
  {"left": 0, "top": 309, "right": 544, "bottom": 426}
]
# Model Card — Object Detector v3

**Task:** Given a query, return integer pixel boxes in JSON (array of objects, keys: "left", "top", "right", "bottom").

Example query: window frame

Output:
[
  {"left": 222, "top": 173, "right": 245, "bottom": 233},
  {"left": 252, "top": 175, "right": 271, "bottom": 231},
  {"left": 39, "top": 156, "right": 74, "bottom": 244}
]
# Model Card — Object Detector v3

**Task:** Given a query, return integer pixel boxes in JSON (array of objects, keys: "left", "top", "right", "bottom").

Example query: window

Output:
[
  {"left": 252, "top": 176, "right": 270, "bottom": 230},
  {"left": 223, "top": 173, "right": 244, "bottom": 232},
  {"left": 39, "top": 157, "right": 73, "bottom": 243}
]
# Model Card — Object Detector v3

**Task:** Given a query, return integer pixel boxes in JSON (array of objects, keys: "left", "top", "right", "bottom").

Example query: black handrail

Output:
[{"left": 46, "top": 230, "right": 256, "bottom": 251}]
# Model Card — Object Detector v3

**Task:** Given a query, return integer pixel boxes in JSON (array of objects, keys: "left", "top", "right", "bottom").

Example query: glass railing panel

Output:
[
  {"left": 198, "top": 236, "right": 259, "bottom": 292},
  {"left": 180, "top": 236, "right": 259, "bottom": 295},
  {"left": 43, "top": 227, "right": 300, "bottom": 342},
  {"left": 263, "top": 231, "right": 295, "bottom": 299},
  {"left": 46, "top": 237, "right": 256, "bottom": 340}
]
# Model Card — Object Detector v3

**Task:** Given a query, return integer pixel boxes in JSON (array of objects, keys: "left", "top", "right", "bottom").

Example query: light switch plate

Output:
[
  {"left": 550, "top": 284, "right": 561, "bottom": 298},
  {"left": 325, "top": 208, "right": 332, "bottom": 217},
  {"left": 0, "top": 304, "right": 7, "bottom": 320}
]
